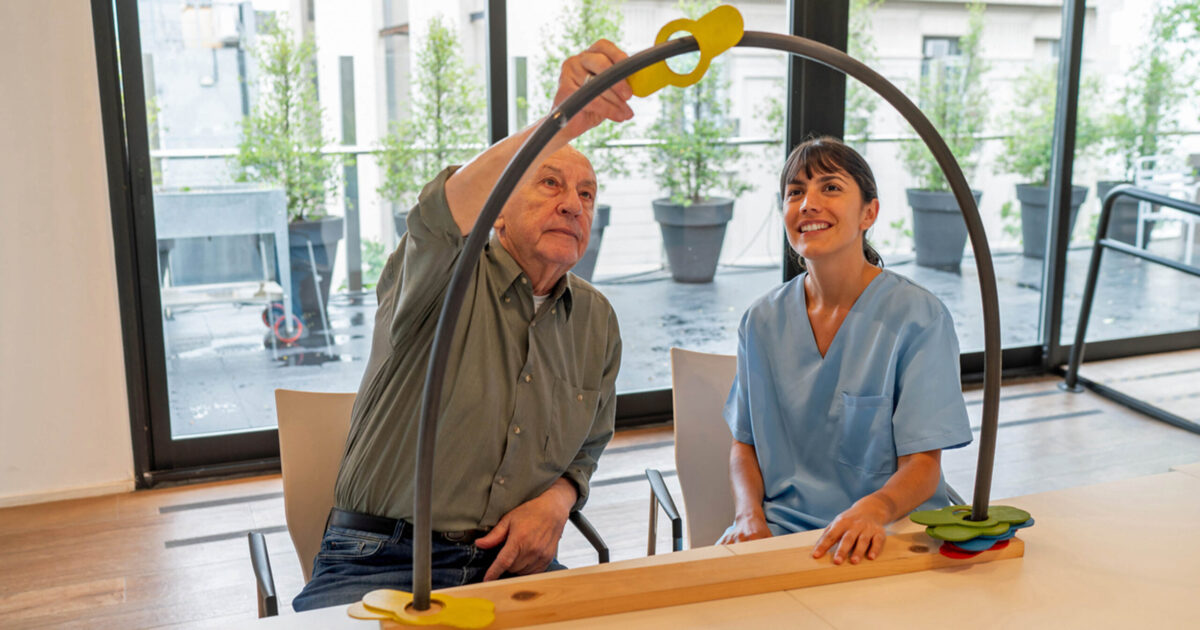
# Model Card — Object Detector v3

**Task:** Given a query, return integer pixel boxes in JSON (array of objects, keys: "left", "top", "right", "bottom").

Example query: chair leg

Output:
[{"left": 247, "top": 532, "right": 279, "bottom": 617}]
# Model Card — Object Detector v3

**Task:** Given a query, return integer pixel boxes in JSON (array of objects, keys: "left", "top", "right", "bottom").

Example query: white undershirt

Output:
[{"left": 532, "top": 293, "right": 548, "bottom": 315}]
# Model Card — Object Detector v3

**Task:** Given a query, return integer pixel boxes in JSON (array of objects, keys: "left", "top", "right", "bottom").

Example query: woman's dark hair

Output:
[{"left": 779, "top": 136, "right": 883, "bottom": 270}]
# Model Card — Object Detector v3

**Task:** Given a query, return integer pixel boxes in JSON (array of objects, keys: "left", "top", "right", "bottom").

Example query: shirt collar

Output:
[{"left": 487, "top": 234, "right": 574, "bottom": 317}]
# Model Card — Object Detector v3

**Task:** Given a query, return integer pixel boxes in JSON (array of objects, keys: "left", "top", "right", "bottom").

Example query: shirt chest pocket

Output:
[
  {"left": 541, "top": 377, "right": 602, "bottom": 472},
  {"left": 836, "top": 393, "right": 897, "bottom": 475}
]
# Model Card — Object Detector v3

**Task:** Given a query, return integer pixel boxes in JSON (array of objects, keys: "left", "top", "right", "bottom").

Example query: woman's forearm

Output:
[
  {"left": 861, "top": 450, "right": 942, "bottom": 522},
  {"left": 729, "top": 440, "right": 766, "bottom": 519}
]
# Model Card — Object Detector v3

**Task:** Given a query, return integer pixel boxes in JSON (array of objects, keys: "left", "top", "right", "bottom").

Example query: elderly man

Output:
[{"left": 292, "top": 40, "right": 635, "bottom": 612}]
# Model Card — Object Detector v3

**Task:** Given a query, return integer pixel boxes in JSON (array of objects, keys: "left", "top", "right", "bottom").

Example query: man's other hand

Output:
[
  {"left": 475, "top": 478, "right": 576, "bottom": 581},
  {"left": 554, "top": 39, "right": 635, "bottom": 140}
]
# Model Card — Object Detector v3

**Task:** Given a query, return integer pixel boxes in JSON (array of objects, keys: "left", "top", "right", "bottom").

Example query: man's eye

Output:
[{"left": 543, "top": 177, "right": 558, "bottom": 187}]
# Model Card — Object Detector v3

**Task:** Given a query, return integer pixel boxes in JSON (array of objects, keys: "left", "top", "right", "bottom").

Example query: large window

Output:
[
  {"left": 848, "top": 1, "right": 1079, "bottom": 353},
  {"left": 103, "top": 0, "right": 1200, "bottom": 477},
  {"left": 133, "top": 0, "right": 491, "bottom": 453},
  {"left": 1060, "top": 0, "right": 1200, "bottom": 347}
]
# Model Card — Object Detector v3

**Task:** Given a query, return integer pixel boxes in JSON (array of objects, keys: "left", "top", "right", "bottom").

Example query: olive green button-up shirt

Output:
[{"left": 334, "top": 167, "right": 621, "bottom": 531}]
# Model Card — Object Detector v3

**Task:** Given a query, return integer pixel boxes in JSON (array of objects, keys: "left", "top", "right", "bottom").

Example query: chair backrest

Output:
[
  {"left": 669, "top": 348, "right": 738, "bottom": 549},
  {"left": 274, "top": 389, "right": 356, "bottom": 581}
]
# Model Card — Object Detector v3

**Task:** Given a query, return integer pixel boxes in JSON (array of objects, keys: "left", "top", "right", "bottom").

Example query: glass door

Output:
[{"left": 114, "top": 0, "right": 491, "bottom": 472}]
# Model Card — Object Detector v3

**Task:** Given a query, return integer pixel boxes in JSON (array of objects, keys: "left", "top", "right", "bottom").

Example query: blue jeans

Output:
[{"left": 292, "top": 519, "right": 566, "bottom": 612}]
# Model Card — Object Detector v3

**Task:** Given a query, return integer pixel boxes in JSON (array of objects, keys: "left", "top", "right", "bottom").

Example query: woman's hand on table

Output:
[{"left": 812, "top": 495, "right": 890, "bottom": 565}]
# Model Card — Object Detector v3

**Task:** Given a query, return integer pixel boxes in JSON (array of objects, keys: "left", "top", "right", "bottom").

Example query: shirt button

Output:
[
  {"left": 551, "top": 308, "right": 556, "bottom": 314},
  {"left": 513, "top": 426, "right": 521, "bottom": 435},
  {"left": 521, "top": 277, "right": 528, "bottom": 284},
  {"left": 504, "top": 296, "right": 511, "bottom": 303},
  {"left": 577, "top": 394, "right": 583, "bottom": 401},
  {"left": 497, "top": 477, "right": 506, "bottom": 485},
  {"left": 524, "top": 374, "right": 532, "bottom": 383}
]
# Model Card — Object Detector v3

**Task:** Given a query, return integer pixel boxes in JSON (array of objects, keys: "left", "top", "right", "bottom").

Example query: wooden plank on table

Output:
[{"left": 381, "top": 533, "right": 1023, "bottom": 629}]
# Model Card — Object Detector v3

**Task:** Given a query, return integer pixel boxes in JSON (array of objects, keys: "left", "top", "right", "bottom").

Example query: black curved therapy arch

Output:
[{"left": 410, "top": 31, "right": 1003, "bottom": 609}]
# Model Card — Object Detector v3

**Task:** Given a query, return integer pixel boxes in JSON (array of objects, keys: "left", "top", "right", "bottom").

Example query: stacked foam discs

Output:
[{"left": 909, "top": 505, "right": 1034, "bottom": 559}]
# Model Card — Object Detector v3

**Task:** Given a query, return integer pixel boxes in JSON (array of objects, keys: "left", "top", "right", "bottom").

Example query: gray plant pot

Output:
[
  {"left": 1016, "top": 184, "right": 1088, "bottom": 258},
  {"left": 907, "top": 188, "right": 983, "bottom": 271},
  {"left": 1096, "top": 180, "right": 1152, "bottom": 246},
  {"left": 652, "top": 197, "right": 734, "bottom": 283},
  {"left": 287, "top": 216, "right": 344, "bottom": 333},
  {"left": 572, "top": 203, "right": 611, "bottom": 282}
]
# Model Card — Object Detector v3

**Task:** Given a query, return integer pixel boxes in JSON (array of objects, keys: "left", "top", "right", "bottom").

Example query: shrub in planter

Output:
[
  {"left": 1098, "top": 1, "right": 1191, "bottom": 245},
  {"left": 997, "top": 65, "right": 1103, "bottom": 258},
  {"left": 645, "top": 1, "right": 750, "bottom": 284},
  {"left": 232, "top": 15, "right": 341, "bottom": 337},
  {"left": 378, "top": 15, "right": 486, "bottom": 240},
  {"left": 898, "top": 1, "right": 989, "bottom": 271}
]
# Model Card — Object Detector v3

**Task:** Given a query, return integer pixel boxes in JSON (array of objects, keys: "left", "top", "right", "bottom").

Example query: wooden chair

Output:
[
  {"left": 645, "top": 348, "right": 738, "bottom": 554},
  {"left": 249, "top": 389, "right": 609, "bottom": 617}
]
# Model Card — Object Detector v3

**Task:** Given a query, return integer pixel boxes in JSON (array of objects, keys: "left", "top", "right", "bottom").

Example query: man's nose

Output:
[{"left": 559, "top": 194, "right": 584, "bottom": 216}]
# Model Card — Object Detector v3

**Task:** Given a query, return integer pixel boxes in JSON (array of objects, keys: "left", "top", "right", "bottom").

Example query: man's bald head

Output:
[{"left": 493, "top": 144, "right": 600, "bottom": 287}]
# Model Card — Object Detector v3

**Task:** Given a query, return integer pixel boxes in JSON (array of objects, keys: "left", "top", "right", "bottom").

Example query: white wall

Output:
[{"left": 0, "top": 0, "right": 135, "bottom": 506}]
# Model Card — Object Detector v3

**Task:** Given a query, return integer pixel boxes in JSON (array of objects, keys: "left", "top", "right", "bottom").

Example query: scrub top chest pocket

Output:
[{"left": 836, "top": 393, "right": 897, "bottom": 475}]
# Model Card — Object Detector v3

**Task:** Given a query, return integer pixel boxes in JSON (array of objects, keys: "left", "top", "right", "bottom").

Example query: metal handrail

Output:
[{"left": 1061, "top": 184, "right": 1200, "bottom": 433}]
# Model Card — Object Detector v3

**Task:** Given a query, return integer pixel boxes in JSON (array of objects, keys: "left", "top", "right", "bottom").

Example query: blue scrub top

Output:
[{"left": 724, "top": 269, "right": 972, "bottom": 535}]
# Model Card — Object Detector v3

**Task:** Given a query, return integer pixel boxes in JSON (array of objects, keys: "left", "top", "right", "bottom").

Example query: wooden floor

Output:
[{"left": 3, "top": 355, "right": 1200, "bottom": 629}]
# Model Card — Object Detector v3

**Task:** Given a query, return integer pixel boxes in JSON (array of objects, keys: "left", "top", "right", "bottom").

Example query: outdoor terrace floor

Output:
[{"left": 162, "top": 243, "right": 1199, "bottom": 437}]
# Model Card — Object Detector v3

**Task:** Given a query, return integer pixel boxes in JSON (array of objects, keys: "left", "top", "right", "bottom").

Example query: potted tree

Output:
[
  {"left": 898, "top": 0, "right": 987, "bottom": 271},
  {"left": 997, "top": 66, "right": 1103, "bottom": 258},
  {"left": 233, "top": 16, "right": 341, "bottom": 339},
  {"left": 646, "top": 3, "right": 750, "bottom": 284},
  {"left": 377, "top": 15, "right": 486, "bottom": 241},
  {"left": 1098, "top": 2, "right": 1189, "bottom": 246},
  {"left": 535, "top": 0, "right": 629, "bottom": 282}
]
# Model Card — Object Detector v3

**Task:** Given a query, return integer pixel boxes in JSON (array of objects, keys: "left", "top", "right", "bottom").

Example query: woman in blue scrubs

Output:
[{"left": 717, "top": 137, "right": 972, "bottom": 565}]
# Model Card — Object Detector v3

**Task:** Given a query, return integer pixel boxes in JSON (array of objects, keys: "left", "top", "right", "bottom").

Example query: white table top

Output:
[{"left": 254, "top": 470, "right": 1200, "bottom": 629}]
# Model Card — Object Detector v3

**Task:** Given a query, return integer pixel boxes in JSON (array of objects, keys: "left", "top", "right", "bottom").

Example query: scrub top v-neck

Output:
[{"left": 725, "top": 269, "right": 973, "bottom": 534}]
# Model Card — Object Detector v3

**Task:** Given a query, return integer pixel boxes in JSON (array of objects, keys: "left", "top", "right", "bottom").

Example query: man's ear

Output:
[{"left": 860, "top": 199, "right": 880, "bottom": 231}]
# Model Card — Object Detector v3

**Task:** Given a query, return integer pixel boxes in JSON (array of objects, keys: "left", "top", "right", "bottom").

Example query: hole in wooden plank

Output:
[{"left": 511, "top": 590, "right": 541, "bottom": 601}]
